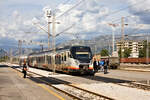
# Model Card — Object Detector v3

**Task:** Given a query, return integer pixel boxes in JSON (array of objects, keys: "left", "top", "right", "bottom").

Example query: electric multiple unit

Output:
[{"left": 28, "top": 46, "right": 94, "bottom": 75}]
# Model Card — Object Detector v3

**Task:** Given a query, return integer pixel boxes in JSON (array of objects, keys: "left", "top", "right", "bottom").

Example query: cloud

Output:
[
  {"left": 1, "top": 0, "right": 150, "bottom": 49},
  {"left": 55, "top": 0, "right": 111, "bottom": 39},
  {"left": 127, "top": 0, "right": 150, "bottom": 24}
]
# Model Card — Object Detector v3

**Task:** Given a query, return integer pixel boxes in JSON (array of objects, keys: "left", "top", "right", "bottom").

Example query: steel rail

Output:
[{"left": 117, "top": 81, "right": 150, "bottom": 91}]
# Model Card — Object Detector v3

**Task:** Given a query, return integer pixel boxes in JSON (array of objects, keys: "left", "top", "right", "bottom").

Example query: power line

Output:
[
  {"left": 31, "top": 0, "right": 149, "bottom": 44},
  {"left": 103, "top": 0, "right": 148, "bottom": 18},
  {"left": 112, "top": 8, "right": 150, "bottom": 23},
  {"left": 56, "top": 0, "right": 85, "bottom": 18},
  {"left": 55, "top": 0, "right": 148, "bottom": 35},
  {"left": 53, "top": 0, "right": 73, "bottom": 14},
  {"left": 56, "top": 23, "right": 75, "bottom": 36},
  {"left": 62, "top": 0, "right": 72, "bottom": 5}
]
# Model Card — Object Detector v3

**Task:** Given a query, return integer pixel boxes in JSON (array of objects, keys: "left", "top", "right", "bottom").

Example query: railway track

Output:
[
  {"left": 118, "top": 81, "right": 150, "bottom": 91},
  {"left": 11, "top": 66, "right": 114, "bottom": 100},
  {"left": 82, "top": 74, "right": 150, "bottom": 92}
]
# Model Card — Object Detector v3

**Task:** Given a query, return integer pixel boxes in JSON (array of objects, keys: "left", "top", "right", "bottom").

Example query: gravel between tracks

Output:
[{"left": 76, "top": 83, "right": 150, "bottom": 100}]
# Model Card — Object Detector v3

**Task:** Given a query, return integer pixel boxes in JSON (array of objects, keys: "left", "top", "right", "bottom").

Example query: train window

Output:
[
  {"left": 66, "top": 52, "right": 69, "bottom": 59},
  {"left": 47, "top": 56, "right": 51, "bottom": 64},
  {"left": 41, "top": 57, "right": 42, "bottom": 63},
  {"left": 64, "top": 54, "right": 66, "bottom": 61},
  {"left": 35, "top": 57, "right": 37, "bottom": 62},
  {"left": 70, "top": 54, "right": 72, "bottom": 58},
  {"left": 68, "top": 52, "right": 70, "bottom": 57},
  {"left": 42, "top": 56, "right": 44, "bottom": 63},
  {"left": 55, "top": 56, "right": 57, "bottom": 64},
  {"left": 61, "top": 54, "right": 64, "bottom": 61},
  {"left": 39, "top": 57, "right": 41, "bottom": 62},
  {"left": 58, "top": 55, "right": 61, "bottom": 64},
  {"left": 37, "top": 57, "right": 40, "bottom": 63}
]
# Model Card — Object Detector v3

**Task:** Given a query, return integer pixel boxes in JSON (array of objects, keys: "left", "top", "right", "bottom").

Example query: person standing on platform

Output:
[
  {"left": 104, "top": 59, "right": 109, "bottom": 74},
  {"left": 99, "top": 59, "right": 104, "bottom": 72},
  {"left": 22, "top": 61, "right": 28, "bottom": 78},
  {"left": 93, "top": 58, "right": 98, "bottom": 73}
]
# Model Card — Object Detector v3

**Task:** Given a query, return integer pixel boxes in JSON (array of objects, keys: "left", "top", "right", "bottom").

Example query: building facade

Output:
[{"left": 116, "top": 41, "right": 144, "bottom": 58}]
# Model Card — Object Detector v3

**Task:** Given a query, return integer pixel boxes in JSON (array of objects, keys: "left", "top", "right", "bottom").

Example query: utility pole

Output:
[
  {"left": 52, "top": 13, "right": 60, "bottom": 74},
  {"left": 18, "top": 40, "right": 22, "bottom": 64},
  {"left": 112, "top": 27, "right": 115, "bottom": 55},
  {"left": 9, "top": 48, "right": 12, "bottom": 63},
  {"left": 108, "top": 38, "right": 110, "bottom": 56},
  {"left": 52, "top": 13, "right": 56, "bottom": 74},
  {"left": 18, "top": 40, "right": 22, "bottom": 58},
  {"left": 146, "top": 34, "right": 149, "bottom": 64},
  {"left": 94, "top": 39, "right": 97, "bottom": 55},
  {"left": 108, "top": 23, "right": 118, "bottom": 56},
  {"left": 47, "top": 10, "right": 51, "bottom": 50},
  {"left": 121, "top": 17, "right": 124, "bottom": 58}
]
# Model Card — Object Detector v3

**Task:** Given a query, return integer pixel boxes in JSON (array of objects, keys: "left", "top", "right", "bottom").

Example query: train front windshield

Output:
[
  {"left": 70, "top": 46, "right": 92, "bottom": 60},
  {"left": 75, "top": 52, "right": 90, "bottom": 59}
]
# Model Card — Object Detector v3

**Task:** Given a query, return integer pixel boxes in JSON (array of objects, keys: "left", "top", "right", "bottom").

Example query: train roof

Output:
[
  {"left": 28, "top": 46, "right": 70, "bottom": 56},
  {"left": 28, "top": 45, "right": 91, "bottom": 56}
]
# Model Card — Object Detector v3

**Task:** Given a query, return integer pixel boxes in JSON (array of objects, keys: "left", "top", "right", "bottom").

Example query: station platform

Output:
[{"left": 0, "top": 64, "right": 69, "bottom": 100}]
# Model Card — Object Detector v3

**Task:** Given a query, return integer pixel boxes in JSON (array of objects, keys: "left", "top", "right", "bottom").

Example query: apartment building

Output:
[{"left": 116, "top": 41, "right": 144, "bottom": 58}]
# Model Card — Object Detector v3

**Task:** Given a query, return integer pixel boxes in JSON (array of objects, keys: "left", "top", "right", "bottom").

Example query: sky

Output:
[{"left": 0, "top": 0, "right": 150, "bottom": 49}]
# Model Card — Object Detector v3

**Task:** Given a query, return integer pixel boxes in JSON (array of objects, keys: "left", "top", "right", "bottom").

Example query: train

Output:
[{"left": 20, "top": 45, "right": 94, "bottom": 75}]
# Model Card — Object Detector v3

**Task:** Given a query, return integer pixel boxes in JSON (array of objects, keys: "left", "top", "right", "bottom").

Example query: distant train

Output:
[{"left": 27, "top": 46, "right": 94, "bottom": 75}]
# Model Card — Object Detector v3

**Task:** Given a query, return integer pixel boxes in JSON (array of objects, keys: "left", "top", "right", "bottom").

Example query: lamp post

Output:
[
  {"left": 46, "top": 9, "right": 52, "bottom": 50},
  {"left": 108, "top": 23, "right": 118, "bottom": 56},
  {"left": 121, "top": 17, "right": 129, "bottom": 58}
]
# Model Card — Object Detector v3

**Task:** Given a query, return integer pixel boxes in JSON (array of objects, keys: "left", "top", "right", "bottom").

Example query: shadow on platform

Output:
[
  {"left": 0, "top": 65, "right": 9, "bottom": 68},
  {"left": 28, "top": 76, "right": 71, "bottom": 85},
  {"left": 11, "top": 66, "right": 22, "bottom": 69},
  {"left": 79, "top": 74, "right": 131, "bottom": 83}
]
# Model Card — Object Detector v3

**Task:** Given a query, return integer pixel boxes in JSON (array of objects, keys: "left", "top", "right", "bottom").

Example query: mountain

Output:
[
  {"left": 0, "top": 33, "right": 148, "bottom": 56},
  {"left": 0, "top": 49, "right": 7, "bottom": 57},
  {"left": 56, "top": 33, "right": 148, "bottom": 54}
]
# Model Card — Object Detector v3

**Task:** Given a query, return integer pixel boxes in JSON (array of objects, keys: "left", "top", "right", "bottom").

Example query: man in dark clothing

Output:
[
  {"left": 93, "top": 58, "right": 98, "bottom": 72},
  {"left": 104, "top": 59, "right": 109, "bottom": 74},
  {"left": 22, "top": 63, "right": 28, "bottom": 78}
]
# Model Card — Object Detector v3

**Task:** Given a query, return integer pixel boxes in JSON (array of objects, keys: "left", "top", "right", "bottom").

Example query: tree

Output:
[
  {"left": 139, "top": 40, "right": 150, "bottom": 58},
  {"left": 139, "top": 48, "right": 145, "bottom": 58},
  {"left": 118, "top": 48, "right": 121, "bottom": 58},
  {"left": 100, "top": 49, "right": 109, "bottom": 56},
  {"left": 123, "top": 47, "right": 131, "bottom": 58},
  {"left": 118, "top": 47, "right": 131, "bottom": 58}
]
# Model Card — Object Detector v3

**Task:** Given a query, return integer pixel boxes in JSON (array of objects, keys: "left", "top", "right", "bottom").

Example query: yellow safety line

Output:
[
  {"left": 10, "top": 67, "right": 66, "bottom": 100},
  {"left": 9, "top": 67, "right": 23, "bottom": 77},
  {"left": 37, "top": 84, "right": 65, "bottom": 100}
]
